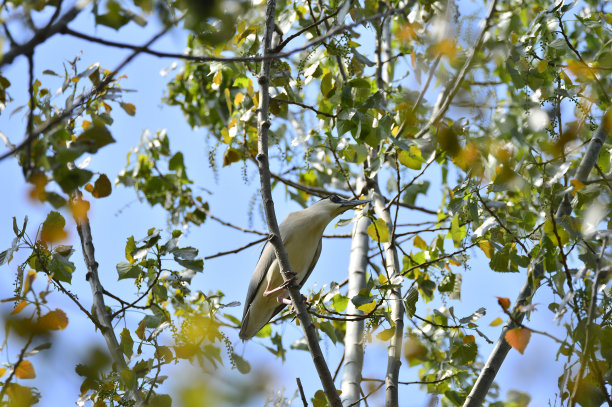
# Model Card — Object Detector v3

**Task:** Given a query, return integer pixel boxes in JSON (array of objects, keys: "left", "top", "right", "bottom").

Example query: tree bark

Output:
[
  {"left": 71, "top": 192, "right": 143, "bottom": 405},
  {"left": 254, "top": 0, "right": 341, "bottom": 405},
  {"left": 340, "top": 199, "right": 370, "bottom": 406}
]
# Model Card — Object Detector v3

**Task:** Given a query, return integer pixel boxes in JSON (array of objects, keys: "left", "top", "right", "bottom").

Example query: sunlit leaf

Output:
[
  {"left": 15, "top": 360, "right": 35, "bottom": 379},
  {"left": 505, "top": 328, "right": 531, "bottom": 354}
]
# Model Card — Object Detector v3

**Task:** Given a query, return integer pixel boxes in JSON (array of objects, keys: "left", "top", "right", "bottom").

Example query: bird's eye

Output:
[{"left": 329, "top": 195, "right": 340, "bottom": 203}]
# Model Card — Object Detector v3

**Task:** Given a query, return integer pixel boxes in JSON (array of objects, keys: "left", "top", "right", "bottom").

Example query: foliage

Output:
[{"left": 1, "top": 0, "right": 611, "bottom": 405}]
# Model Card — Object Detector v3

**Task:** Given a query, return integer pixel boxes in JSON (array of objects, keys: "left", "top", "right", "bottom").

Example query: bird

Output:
[{"left": 239, "top": 195, "right": 369, "bottom": 340}]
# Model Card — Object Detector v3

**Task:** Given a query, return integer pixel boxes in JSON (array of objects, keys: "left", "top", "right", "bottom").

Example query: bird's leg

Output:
[
  {"left": 263, "top": 271, "right": 297, "bottom": 297},
  {"left": 277, "top": 295, "right": 292, "bottom": 305}
]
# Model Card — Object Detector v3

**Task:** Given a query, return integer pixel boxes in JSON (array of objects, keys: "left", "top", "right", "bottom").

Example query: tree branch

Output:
[
  {"left": 71, "top": 192, "right": 142, "bottom": 404},
  {"left": 402, "top": 0, "right": 498, "bottom": 140},
  {"left": 464, "top": 110, "right": 611, "bottom": 406},
  {"left": 0, "top": 2, "right": 85, "bottom": 68},
  {"left": 254, "top": 0, "right": 341, "bottom": 405},
  {"left": 341, "top": 200, "right": 370, "bottom": 405}
]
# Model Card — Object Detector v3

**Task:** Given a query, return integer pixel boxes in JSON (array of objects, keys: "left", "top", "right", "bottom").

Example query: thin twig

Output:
[
  {"left": 296, "top": 377, "right": 308, "bottom": 407},
  {"left": 204, "top": 237, "right": 266, "bottom": 260},
  {"left": 557, "top": 16, "right": 610, "bottom": 102},
  {"left": 0, "top": 2, "right": 85, "bottom": 67},
  {"left": 272, "top": 97, "right": 337, "bottom": 118},
  {"left": 0, "top": 16, "right": 179, "bottom": 162}
]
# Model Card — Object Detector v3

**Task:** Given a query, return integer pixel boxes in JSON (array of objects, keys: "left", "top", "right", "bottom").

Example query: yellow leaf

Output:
[
  {"left": 505, "top": 328, "right": 531, "bottom": 354},
  {"left": 120, "top": 102, "right": 136, "bottom": 117},
  {"left": 11, "top": 301, "right": 28, "bottom": 315},
  {"left": 357, "top": 300, "right": 377, "bottom": 313},
  {"left": 404, "top": 338, "right": 427, "bottom": 361},
  {"left": 224, "top": 88, "right": 232, "bottom": 114},
  {"left": 413, "top": 235, "right": 427, "bottom": 250},
  {"left": 15, "top": 360, "right": 36, "bottom": 379},
  {"left": 570, "top": 179, "right": 585, "bottom": 191},
  {"left": 490, "top": 317, "right": 503, "bottom": 327},
  {"left": 22, "top": 270, "right": 36, "bottom": 295},
  {"left": 0, "top": 367, "right": 6, "bottom": 378},
  {"left": 69, "top": 196, "right": 90, "bottom": 224},
  {"left": 537, "top": 60, "right": 548, "bottom": 73},
  {"left": 136, "top": 320, "right": 146, "bottom": 340},
  {"left": 213, "top": 71, "right": 222, "bottom": 85},
  {"left": 378, "top": 273, "right": 387, "bottom": 284},
  {"left": 234, "top": 92, "right": 244, "bottom": 105},
  {"left": 376, "top": 327, "right": 396, "bottom": 341},
  {"left": 479, "top": 240, "right": 493, "bottom": 259},
  {"left": 367, "top": 218, "right": 390, "bottom": 243}
]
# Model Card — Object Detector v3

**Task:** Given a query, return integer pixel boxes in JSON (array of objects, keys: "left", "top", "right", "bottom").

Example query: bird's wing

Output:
[
  {"left": 299, "top": 238, "right": 322, "bottom": 289},
  {"left": 263, "top": 239, "right": 322, "bottom": 326},
  {"left": 241, "top": 242, "right": 275, "bottom": 320}
]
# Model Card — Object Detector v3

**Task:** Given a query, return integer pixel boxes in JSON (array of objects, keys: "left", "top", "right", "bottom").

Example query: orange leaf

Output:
[
  {"left": 11, "top": 301, "right": 28, "bottom": 315},
  {"left": 505, "top": 328, "right": 531, "bottom": 354},
  {"left": 37, "top": 309, "right": 68, "bottom": 331},
  {"left": 135, "top": 320, "right": 146, "bottom": 340},
  {"left": 462, "top": 335, "right": 475, "bottom": 344},
  {"left": 15, "top": 360, "right": 36, "bottom": 379},
  {"left": 22, "top": 270, "right": 37, "bottom": 295},
  {"left": 69, "top": 197, "right": 90, "bottom": 224},
  {"left": 570, "top": 179, "right": 585, "bottom": 191},
  {"left": 496, "top": 297, "right": 511, "bottom": 311}
]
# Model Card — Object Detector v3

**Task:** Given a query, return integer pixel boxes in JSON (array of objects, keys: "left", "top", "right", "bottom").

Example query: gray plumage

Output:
[{"left": 239, "top": 195, "right": 369, "bottom": 340}]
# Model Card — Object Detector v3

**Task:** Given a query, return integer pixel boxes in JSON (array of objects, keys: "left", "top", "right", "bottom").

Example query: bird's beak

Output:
[{"left": 338, "top": 198, "right": 371, "bottom": 208}]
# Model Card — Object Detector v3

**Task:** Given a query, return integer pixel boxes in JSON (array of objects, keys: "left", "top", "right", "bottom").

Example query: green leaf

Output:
[
  {"left": 404, "top": 287, "right": 418, "bottom": 317},
  {"left": 175, "top": 258, "right": 204, "bottom": 273},
  {"left": 367, "top": 218, "right": 389, "bottom": 243},
  {"left": 116, "top": 262, "right": 143, "bottom": 280},
  {"left": 231, "top": 352, "right": 251, "bottom": 374},
  {"left": 449, "top": 216, "right": 466, "bottom": 247},
  {"left": 376, "top": 327, "right": 395, "bottom": 341},
  {"left": 439, "top": 273, "right": 456, "bottom": 293},
  {"left": 149, "top": 394, "right": 172, "bottom": 407},
  {"left": 49, "top": 253, "right": 75, "bottom": 283},
  {"left": 172, "top": 247, "right": 198, "bottom": 260},
  {"left": 120, "top": 328, "right": 134, "bottom": 359},
  {"left": 125, "top": 236, "right": 136, "bottom": 263},
  {"left": 74, "top": 124, "right": 115, "bottom": 154},
  {"left": 331, "top": 294, "right": 349, "bottom": 312},
  {"left": 319, "top": 321, "right": 337, "bottom": 344},
  {"left": 53, "top": 166, "right": 93, "bottom": 193},
  {"left": 120, "top": 102, "right": 136, "bottom": 116},
  {"left": 91, "top": 174, "right": 112, "bottom": 198}
]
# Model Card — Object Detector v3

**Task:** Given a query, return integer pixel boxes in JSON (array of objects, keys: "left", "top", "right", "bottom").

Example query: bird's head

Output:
[{"left": 311, "top": 194, "right": 370, "bottom": 219}]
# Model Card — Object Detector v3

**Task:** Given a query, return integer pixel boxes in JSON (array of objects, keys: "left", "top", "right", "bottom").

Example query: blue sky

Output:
[{"left": 0, "top": 2, "right": 572, "bottom": 406}]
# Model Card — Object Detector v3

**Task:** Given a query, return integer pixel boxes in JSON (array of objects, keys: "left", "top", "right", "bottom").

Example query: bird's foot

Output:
[
  {"left": 263, "top": 274, "right": 297, "bottom": 297},
  {"left": 279, "top": 294, "right": 310, "bottom": 311}
]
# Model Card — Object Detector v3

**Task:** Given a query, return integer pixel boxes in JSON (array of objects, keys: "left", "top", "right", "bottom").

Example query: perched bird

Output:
[{"left": 239, "top": 195, "right": 369, "bottom": 340}]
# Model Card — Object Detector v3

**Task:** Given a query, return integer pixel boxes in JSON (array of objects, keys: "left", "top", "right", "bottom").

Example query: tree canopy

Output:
[{"left": 0, "top": 0, "right": 611, "bottom": 406}]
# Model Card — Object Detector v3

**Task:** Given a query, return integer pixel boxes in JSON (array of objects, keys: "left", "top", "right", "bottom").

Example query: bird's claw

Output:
[{"left": 263, "top": 275, "right": 297, "bottom": 297}]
